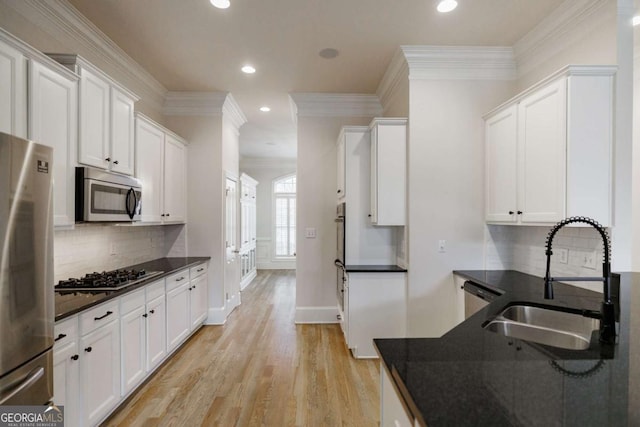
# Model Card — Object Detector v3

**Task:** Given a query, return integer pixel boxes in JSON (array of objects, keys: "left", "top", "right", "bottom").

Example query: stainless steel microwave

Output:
[{"left": 75, "top": 167, "right": 142, "bottom": 222}]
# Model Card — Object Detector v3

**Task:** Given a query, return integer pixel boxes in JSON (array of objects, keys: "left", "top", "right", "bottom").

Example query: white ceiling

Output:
[{"left": 67, "top": 0, "right": 565, "bottom": 159}]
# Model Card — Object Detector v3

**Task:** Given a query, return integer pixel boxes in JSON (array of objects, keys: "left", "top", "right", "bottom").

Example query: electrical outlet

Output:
[
  {"left": 438, "top": 240, "right": 446, "bottom": 253},
  {"left": 556, "top": 248, "right": 568, "bottom": 264},
  {"left": 583, "top": 250, "right": 598, "bottom": 270},
  {"left": 110, "top": 242, "right": 117, "bottom": 256}
]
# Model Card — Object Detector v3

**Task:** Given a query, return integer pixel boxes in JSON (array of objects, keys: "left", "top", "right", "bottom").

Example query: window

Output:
[{"left": 273, "top": 174, "right": 296, "bottom": 258}]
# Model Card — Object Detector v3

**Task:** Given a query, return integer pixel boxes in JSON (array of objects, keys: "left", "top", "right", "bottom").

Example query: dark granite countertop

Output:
[
  {"left": 55, "top": 257, "right": 210, "bottom": 322},
  {"left": 375, "top": 269, "right": 638, "bottom": 426},
  {"left": 345, "top": 265, "right": 407, "bottom": 273}
]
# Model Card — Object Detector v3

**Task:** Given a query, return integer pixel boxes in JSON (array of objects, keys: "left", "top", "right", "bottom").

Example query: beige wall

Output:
[{"left": 295, "top": 116, "right": 371, "bottom": 322}]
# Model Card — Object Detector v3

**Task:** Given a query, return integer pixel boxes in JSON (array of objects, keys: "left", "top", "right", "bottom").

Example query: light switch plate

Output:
[
  {"left": 305, "top": 227, "right": 316, "bottom": 238},
  {"left": 556, "top": 248, "right": 568, "bottom": 264},
  {"left": 583, "top": 250, "right": 598, "bottom": 270}
]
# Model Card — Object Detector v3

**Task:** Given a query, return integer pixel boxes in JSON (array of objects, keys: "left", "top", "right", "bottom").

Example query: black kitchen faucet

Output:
[{"left": 543, "top": 216, "right": 616, "bottom": 345}]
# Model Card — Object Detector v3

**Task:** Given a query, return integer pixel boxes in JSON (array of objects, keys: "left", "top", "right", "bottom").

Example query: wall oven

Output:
[{"left": 76, "top": 167, "right": 142, "bottom": 222}]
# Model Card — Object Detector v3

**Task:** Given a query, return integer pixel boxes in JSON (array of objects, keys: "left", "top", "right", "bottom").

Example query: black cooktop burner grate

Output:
[{"left": 55, "top": 269, "right": 163, "bottom": 292}]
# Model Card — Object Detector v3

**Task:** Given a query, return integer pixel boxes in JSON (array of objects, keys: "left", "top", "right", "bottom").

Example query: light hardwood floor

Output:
[{"left": 104, "top": 270, "right": 380, "bottom": 426}]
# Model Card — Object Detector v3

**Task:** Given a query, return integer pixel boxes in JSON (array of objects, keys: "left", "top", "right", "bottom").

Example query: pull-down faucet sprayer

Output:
[{"left": 543, "top": 216, "right": 616, "bottom": 345}]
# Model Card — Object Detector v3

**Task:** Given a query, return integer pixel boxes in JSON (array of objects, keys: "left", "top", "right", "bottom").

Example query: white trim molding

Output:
[
  {"left": 401, "top": 45, "right": 516, "bottom": 81},
  {"left": 222, "top": 93, "right": 248, "bottom": 130},
  {"left": 294, "top": 306, "right": 340, "bottom": 324},
  {"left": 163, "top": 91, "right": 228, "bottom": 116},
  {"left": 376, "top": 47, "right": 410, "bottom": 110},
  {"left": 513, "top": 0, "right": 614, "bottom": 78},
  {"left": 288, "top": 93, "right": 383, "bottom": 118},
  {"left": 3, "top": 0, "right": 167, "bottom": 112}
]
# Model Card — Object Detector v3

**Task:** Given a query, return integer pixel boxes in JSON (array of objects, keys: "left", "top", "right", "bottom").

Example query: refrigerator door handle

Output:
[{"left": 0, "top": 367, "right": 44, "bottom": 405}]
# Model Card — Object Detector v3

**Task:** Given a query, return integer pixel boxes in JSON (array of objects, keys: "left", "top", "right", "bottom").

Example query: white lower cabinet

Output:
[
  {"left": 53, "top": 317, "right": 80, "bottom": 427},
  {"left": 54, "top": 262, "right": 208, "bottom": 426},
  {"left": 120, "top": 289, "right": 146, "bottom": 396},
  {"left": 381, "top": 365, "right": 413, "bottom": 427},
  {"left": 79, "top": 301, "right": 121, "bottom": 427},
  {"left": 344, "top": 272, "right": 406, "bottom": 358}
]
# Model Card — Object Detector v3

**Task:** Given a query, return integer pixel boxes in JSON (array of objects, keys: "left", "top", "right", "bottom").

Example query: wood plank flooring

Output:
[{"left": 104, "top": 270, "right": 380, "bottom": 426}]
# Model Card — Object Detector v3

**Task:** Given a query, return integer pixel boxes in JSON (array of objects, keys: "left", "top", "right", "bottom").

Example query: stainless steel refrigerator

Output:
[{"left": 0, "top": 132, "right": 54, "bottom": 405}]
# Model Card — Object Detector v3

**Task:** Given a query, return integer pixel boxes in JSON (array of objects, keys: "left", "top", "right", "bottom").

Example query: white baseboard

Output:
[
  {"left": 295, "top": 306, "right": 340, "bottom": 324},
  {"left": 240, "top": 270, "right": 257, "bottom": 290},
  {"left": 205, "top": 307, "right": 227, "bottom": 325}
]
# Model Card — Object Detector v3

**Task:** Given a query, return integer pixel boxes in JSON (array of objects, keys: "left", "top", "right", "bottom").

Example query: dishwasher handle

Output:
[{"left": 463, "top": 281, "right": 499, "bottom": 302}]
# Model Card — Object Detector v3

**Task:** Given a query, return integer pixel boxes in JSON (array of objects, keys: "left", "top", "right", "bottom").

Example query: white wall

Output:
[
  {"left": 295, "top": 116, "right": 371, "bottom": 323},
  {"left": 406, "top": 79, "right": 513, "bottom": 337},
  {"left": 240, "top": 158, "right": 297, "bottom": 270}
]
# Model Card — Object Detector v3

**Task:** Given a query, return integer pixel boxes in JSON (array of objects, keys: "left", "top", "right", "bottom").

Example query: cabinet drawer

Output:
[
  {"left": 120, "top": 289, "right": 145, "bottom": 315},
  {"left": 80, "top": 300, "right": 120, "bottom": 335},
  {"left": 146, "top": 279, "right": 165, "bottom": 301},
  {"left": 165, "top": 269, "right": 189, "bottom": 292},
  {"left": 54, "top": 316, "right": 78, "bottom": 346},
  {"left": 190, "top": 263, "right": 208, "bottom": 279}
]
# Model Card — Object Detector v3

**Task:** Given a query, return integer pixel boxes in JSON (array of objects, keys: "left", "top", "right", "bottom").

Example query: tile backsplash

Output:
[
  {"left": 485, "top": 224, "right": 606, "bottom": 292},
  {"left": 54, "top": 224, "right": 186, "bottom": 282}
]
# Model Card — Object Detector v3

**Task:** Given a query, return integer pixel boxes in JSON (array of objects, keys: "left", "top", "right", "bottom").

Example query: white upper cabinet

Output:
[
  {"left": 484, "top": 65, "right": 615, "bottom": 226},
  {"left": 48, "top": 55, "right": 139, "bottom": 176},
  {"left": 337, "top": 136, "right": 346, "bottom": 200},
  {"left": 369, "top": 118, "right": 407, "bottom": 226},
  {"left": 135, "top": 113, "right": 187, "bottom": 224},
  {"left": 0, "top": 36, "right": 27, "bottom": 138},
  {"left": 28, "top": 60, "right": 78, "bottom": 228}
]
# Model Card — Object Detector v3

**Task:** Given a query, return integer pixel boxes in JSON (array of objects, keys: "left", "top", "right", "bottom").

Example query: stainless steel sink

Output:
[{"left": 483, "top": 304, "right": 599, "bottom": 350}]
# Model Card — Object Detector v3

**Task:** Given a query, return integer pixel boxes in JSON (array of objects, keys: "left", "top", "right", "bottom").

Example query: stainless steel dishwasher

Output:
[{"left": 463, "top": 281, "right": 500, "bottom": 319}]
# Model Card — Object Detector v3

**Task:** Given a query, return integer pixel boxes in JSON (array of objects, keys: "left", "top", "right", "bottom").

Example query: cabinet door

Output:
[
  {"left": 80, "top": 319, "right": 120, "bottom": 426},
  {"left": 135, "top": 117, "right": 164, "bottom": 223},
  {"left": 485, "top": 105, "right": 518, "bottom": 223},
  {"left": 189, "top": 274, "right": 208, "bottom": 329},
  {"left": 371, "top": 121, "right": 406, "bottom": 226},
  {"left": 78, "top": 66, "right": 110, "bottom": 170},
  {"left": 53, "top": 340, "right": 80, "bottom": 427},
  {"left": 381, "top": 366, "right": 413, "bottom": 427},
  {"left": 163, "top": 135, "right": 186, "bottom": 223},
  {"left": 110, "top": 86, "right": 136, "bottom": 175},
  {"left": 517, "top": 79, "right": 567, "bottom": 223},
  {"left": 337, "top": 137, "right": 345, "bottom": 200},
  {"left": 120, "top": 304, "right": 146, "bottom": 396},
  {"left": 166, "top": 282, "right": 190, "bottom": 352},
  {"left": 146, "top": 294, "right": 167, "bottom": 372},
  {"left": 0, "top": 39, "right": 26, "bottom": 137},
  {"left": 28, "top": 61, "right": 78, "bottom": 227}
]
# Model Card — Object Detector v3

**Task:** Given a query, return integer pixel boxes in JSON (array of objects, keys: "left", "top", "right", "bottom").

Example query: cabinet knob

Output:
[
  {"left": 508, "top": 211, "right": 514, "bottom": 215},
  {"left": 368, "top": 214, "right": 372, "bottom": 217},
  {"left": 143, "top": 313, "right": 148, "bottom": 318},
  {"left": 84, "top": 347, "right": 92, "bottom": 353},
  {"left": 105, "top": 157, "right": 111, "bottom": 162},
  {"left": 188, "top": 287, "right": 193, "bottom": 291},
  {"left": 337, "top": 190, "right": 342, "bottom": 194},
  {"left": 149, "top": 309, "right": 155, "bottom": 314},
  {"left": 166, "top": 213, "right": 170, "bottom": 217},
  {"left": 192, "top": 285, "right": 196, "bottom": 289},
  {"left": 113, "top": 160, "right": 119, "bottom": 165},
  {"left": 71, "top": 355, "right": 79, "bottom": 361},
  {"left": 517, "top": 211, "right": 523, "bottom": 215},
  {"left": 161, "top": 214, "right": 165, "bottom": 217}
]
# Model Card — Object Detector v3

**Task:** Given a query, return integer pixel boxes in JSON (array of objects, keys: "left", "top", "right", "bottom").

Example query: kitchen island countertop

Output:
[
  {"left": 54, "top": 257, "right": 210, "bottom": 321},
  {"left": 375, "top": 269, "right": 638, "bottom": 426}
]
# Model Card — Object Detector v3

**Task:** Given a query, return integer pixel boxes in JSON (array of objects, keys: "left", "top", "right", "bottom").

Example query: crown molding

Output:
[
  {"left": 376, "top": 47, "right": 410, "bottom": 110},
  {"left": 401, "top": 46, "right": 516, "bottom": 80},
  {"left": 288, "top": 93, "right": 383, "bottom": 118},
  {"left": 3, "top": 0, "right": 167, "bottom": 111},
  {"left": 222, "top": 93, "right": 248, "bottom": 131},
  {"left": 164, "top": 91, "right": 228, "bottom": 116},
  {"left": 513, "top": 0, "right": 613, "bottom": 78}
]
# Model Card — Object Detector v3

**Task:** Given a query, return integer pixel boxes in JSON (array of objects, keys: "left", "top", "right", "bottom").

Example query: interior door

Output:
[{"left": 224, "top": 176, "right": 240, "bottom": 310}]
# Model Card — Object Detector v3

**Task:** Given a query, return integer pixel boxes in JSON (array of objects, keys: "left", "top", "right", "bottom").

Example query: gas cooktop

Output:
[{"left": 55, "top": 269, "right": 164, "bottom": 292}]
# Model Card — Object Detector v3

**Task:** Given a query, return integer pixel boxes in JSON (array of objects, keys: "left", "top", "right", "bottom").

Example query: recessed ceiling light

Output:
[
  {"left": 241, "top": 65, "right": 256, "bottom": 74},
  {"left": 319, "top": 48, "right": 339, "bottom": 59},
  {"left": 210, "top": 0, "right": 230, "bottom": 9},
  {"left": 260, "top": 106, "right": 271, "bottom": 112},
  {"left": 633, "top": 15, "right": 640, "bottom": 26},
  {"left": 437, "top": 0, "right": 457, "bottom": 13}
]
